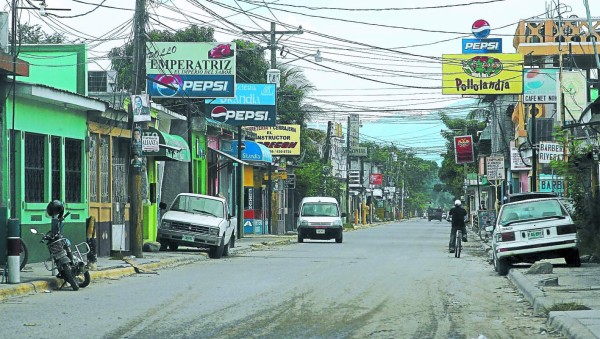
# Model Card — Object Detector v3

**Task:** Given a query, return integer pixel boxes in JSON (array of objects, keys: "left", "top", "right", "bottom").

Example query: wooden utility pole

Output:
[{"left": 129, "top": 0, "right": 146, "bottom": 258}]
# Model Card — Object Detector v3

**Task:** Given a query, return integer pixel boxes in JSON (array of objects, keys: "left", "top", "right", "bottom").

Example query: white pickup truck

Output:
[{"left": 157, "top": 193, "right": 237, "bottom": 259}]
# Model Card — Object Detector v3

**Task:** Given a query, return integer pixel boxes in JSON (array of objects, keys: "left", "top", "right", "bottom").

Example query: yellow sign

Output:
[
  {"left": 246, "top": 125, "right": 301, "bottom": 156},
  {"left": 442, "top": 53, "right": 523, "bottom": 95},
  {"left": 264, "top": 172, "right": 287, "bottom": 180}
]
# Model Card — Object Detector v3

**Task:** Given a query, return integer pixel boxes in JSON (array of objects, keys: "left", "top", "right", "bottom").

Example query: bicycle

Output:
[{"left": 455, "top": 230, "right": 463, "bottom": 258}]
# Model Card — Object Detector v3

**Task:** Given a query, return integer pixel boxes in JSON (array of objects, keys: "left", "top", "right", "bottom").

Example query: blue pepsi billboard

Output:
[
  {"left": 462, "top": 38, "right": 502, "bottom": 54},
  {"left": 205, "top": 83, "right": 276, "bottom": 126}
]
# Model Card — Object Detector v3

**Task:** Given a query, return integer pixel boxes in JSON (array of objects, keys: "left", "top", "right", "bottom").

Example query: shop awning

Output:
[
  {"left": 142, "top": 127, "right": 191, "bottom": 162},
  {"left": 221, "top": 140, "right": 273, "bottom": 163},
  {"left": 208, "top": 147, "right": 249, "bottom": 166}
]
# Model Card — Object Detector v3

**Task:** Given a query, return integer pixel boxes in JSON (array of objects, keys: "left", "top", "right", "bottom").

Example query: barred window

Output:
[
  {"left": 51, "top": 136, "right": 61, "bottom": 201},
  {"left": 89, "top": 134, "right": 99, "bottom": 203},
  {"left": 25, "top": 133, "right": 45, "bottom": 202},
  {"left": 100, "top": 135, "right": 110, "bottom": 203},
  {"left": 65, "top": 139, "right": 82, "bottom": 203},
  {"left": 112, "top": 138, "right": 128, "bottom": 203}
]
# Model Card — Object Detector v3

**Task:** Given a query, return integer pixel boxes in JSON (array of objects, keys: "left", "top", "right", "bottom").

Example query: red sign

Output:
[
  {"left": 369, "top": 173, "right": 383, "bottom": 185},
  {"left": 454, "top": 135, "right": 474, "bottom": 164}
]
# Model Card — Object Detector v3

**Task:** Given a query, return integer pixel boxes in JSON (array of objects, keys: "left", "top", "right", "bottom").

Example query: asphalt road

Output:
[{"left": 0, "top": 219, "right": 563, "bottom": 339}]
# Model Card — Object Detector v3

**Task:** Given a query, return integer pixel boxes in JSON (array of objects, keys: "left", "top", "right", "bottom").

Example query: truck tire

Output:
[
  {"left": 209, "top": 237, "right": 225, "bottom": 259},
  {"left": 223, "top": 236, "right": 231, "bottom": 257}
]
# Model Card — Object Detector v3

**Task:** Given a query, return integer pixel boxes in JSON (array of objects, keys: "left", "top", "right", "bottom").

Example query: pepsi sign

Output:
[
  {"left": 462, "top": 38, "right": 502, "bottom": 54},
  {"left": 471, "top": 19, "right": 490, "bottom": 39},
  {"left": 206, "top": 104, "right": 276, "bottom": 126}
]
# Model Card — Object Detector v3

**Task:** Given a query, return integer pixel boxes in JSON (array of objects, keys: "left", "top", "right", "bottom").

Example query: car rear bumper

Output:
[
  {"left": 496, "top": 238, "right": 577, "bottom": 260},
  {"left": 298, "top": 226, "right": 342, "bottom": 240},
  {"left": 157, "top": 229, "right": 220, "bottom": 246}
]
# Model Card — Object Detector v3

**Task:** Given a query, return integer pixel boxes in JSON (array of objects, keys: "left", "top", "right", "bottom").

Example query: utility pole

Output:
[
  {"left": 531, "top": 104, "right": 537, "bottom": 192},
  {"left": 243, "top": 23, "right": 302, "bottom": 233},
  {"left": 129, "top": 0, "right": 146, "bottom": 258},
  {"left": 346, "top": 116, "right": 351, "bottom": 224}
]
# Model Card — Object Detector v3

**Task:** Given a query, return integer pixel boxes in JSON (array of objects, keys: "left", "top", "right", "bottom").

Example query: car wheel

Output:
[
  {"left": 168, "top": 243, "right": 179, "bottom": 251},
  {"left": 298, "top": 233, "right": 304, "bottom": 243},
  {"left": 565, "top": 249, "right": 581, "bottom": 267},
  {"left": 222, "top": 236, "right": 231, "bottom": 257},
  {"left": 494, "top": 252, "right": 510, "bottom": 276},
  {"left": 335, "top": 232, "right": 343, "bottom": 243},
  {"left": 159, "top": 241, "right": 168, "bottom": 251},
  {"left": 209, "top": 236, "right": 225, "bottom": 259},
  {"left": 229, "top": 234, "right": 235, "bottom": 248}
]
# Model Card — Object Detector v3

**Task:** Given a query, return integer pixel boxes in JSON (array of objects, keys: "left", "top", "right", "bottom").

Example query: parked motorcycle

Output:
[{"left": 30, "top": 200, "right": 91, "bottom": 291}]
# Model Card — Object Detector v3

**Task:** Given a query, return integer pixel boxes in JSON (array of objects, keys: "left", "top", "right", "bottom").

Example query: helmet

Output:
[
  {"left": 46, "top": 200, "right": 64, "bottom": 218},
  {"left": 454, "top": 200, "right": 462, "bottom": 206}
]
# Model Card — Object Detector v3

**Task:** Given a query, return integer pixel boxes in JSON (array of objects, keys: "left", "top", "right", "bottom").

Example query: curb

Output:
[
  {"left": 508, "top": 269, "right": 551, "bottom": 314},
  {"left": 548, "top": 311, "right": 599, "bottom": 339}
]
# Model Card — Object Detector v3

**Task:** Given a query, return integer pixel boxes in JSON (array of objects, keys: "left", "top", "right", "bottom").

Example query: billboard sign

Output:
[
  {"left": 246, "top": 125, "right": 301, "bottom": 155},
  {"left": 205, "top": 83, "right": 276, "bottom": 126},
  {"left": 442, "top": 53, "right": 523, "bottom": 95},
  {"left": 562, "top": 70, "right": 587, "bottom": 121},
  {"left": 454, "top": 135, "right": 474, "bottom": 164},
  {"left": 523, "top": 68, "right": 558, "bottom": 104},
  {"left": 539, "top": 174, "right": 564, "bottom": 196},
  {"left": 146, "top": 42, "right": 236, "bottom": 98},
  {"left": 348, "top": 114, "right": 360, "bottom": 148},
  {"left": 369, "top": 173, "right": 383, "bottom": 186},
  {"left": 462, "top": 38, "right": 502, "bottom": 54}
]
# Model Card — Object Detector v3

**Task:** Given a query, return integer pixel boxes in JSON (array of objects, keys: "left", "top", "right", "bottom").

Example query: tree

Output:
[{"left": 12, "top": 23, "right": 65, "bottom": 44}]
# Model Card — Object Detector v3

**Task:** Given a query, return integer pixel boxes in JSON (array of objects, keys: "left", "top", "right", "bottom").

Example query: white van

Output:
[{"left": 296, "top": 197, "right": 345, "bottom": 243}]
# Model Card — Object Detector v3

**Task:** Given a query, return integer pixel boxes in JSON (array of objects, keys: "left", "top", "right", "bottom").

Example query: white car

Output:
[
  {"left": 157, "top": 193, "right": 237, "bottom": 259},
  {"left": 296, "top": 197, "right": 345, "bottom": 243},
  {"left": 490, "top": 196, "right": 579, "bottom": 275}
]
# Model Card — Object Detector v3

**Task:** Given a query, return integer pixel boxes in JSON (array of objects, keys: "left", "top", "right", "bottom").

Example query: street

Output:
[{"left": 1, "top": 220, "right": 562, "bottom": 339}]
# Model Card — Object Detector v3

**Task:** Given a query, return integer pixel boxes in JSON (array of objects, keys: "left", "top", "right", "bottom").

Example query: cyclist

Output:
[{"left": 448, "top": 199, "right": 468, "bottom": 253}]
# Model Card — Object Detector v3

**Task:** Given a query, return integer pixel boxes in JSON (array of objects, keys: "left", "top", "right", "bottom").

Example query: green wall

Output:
[{"left": 17, "top": 44, "right": 87, "bottom": 95}]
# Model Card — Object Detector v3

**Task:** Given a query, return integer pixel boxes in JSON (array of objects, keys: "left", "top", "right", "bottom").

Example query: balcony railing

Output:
[{"left": 513, "top": 16, "right": 600, "bottom": 48}]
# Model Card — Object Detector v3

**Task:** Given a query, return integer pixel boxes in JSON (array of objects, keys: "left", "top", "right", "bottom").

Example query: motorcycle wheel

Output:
[
  {"left": 61, "top": 263, "right": 79, "bottom": 291},
  {"left": 77, "top": 271, "right": 91, "bottom": 288}
]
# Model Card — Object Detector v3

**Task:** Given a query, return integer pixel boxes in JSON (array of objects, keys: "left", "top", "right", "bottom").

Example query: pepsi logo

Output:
[
  {"left": 211, "top": 106, "right": 228, "bottom": 118},
  {"left": 472, "top": 19, "right": 491, "bottom": 39}
]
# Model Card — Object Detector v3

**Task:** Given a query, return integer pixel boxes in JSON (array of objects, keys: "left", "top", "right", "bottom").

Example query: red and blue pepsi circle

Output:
[{"left": 472, "top": 19, "right": 491, "bottom": 39}]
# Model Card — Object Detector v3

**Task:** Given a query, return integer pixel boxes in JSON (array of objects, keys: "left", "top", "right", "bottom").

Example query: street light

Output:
[{"left": 278, "top": 50, "right": 323, "bottom": 66}]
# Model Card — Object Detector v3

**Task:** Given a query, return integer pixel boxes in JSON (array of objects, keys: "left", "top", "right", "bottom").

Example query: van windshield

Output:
[{"left": 301, "top": 203, "right": 339, "bottom": 217}]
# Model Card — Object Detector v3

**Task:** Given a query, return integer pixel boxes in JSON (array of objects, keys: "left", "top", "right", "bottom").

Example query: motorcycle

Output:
[{"left": 30, "top": 201, "right": 91, "bottom": 291}]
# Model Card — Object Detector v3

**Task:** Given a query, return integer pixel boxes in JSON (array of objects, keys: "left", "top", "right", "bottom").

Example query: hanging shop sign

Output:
[
  {"left": 146, "top": 42, "right": 236, "bottom": 98},
  {"left": 442, "top": 53, "right": 523, "bottom": 95},
  {"left": 486, "top": 156, "right": 505, "bottom": 180},
  {"left": 538, "top": 142, "right": 565, "bottom": 164},
  {"left": 369, "top": 173, "right": 383, "bottom": 186},
  {"left": 246, "top": 124, "right": 301, "bottom": 155},
  {"left": 523, "top": 68, "right": 558, "bottom": 104},
  {"left": 510, "top": 141, "right": 531, "bottom": 171},
  {"left": 454, "top": 135, "right": 474, "bottom": 164},
  {"left": 539, "top": 174, "right": 565, "bottom": 196}
]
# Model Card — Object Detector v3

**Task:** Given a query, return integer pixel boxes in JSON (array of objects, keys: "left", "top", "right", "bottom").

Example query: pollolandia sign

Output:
[
  {"left": 442, "top": 53, "right": 523, "bottom": 95},
  {"left": 245, "top": 124, "right": 300, "bottom": 155},
  {"left": 454, "top": 135, "right": 474, "bottom": 164},
  {"left": 205, "top": 83, "right": 276, "bottom": 126},
  {"left": 146, "top": 42, "right": 236, "bottom": 98}
]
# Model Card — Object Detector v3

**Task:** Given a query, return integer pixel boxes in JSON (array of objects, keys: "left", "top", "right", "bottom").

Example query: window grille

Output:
[
  {"left": 89, "top": 134, "right": 99, "bottom": 202},
  {"left": 65, "top": 138, "right": 82, "bottom": 203},
  {"left": 100, "top": 135, "right": 110, "bottom": 203},
  {"left": 51, "top": 136, "right": 61, "bottom": 201},
  {"left": 25, "top": 133, "right": 45, "bottom": 202},
  {"left": 112, "top": 138, "right": 128, "bottom": 203}
]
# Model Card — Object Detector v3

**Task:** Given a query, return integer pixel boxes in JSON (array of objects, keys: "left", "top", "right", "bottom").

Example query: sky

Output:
[{"left": 7, "top": 0, "right": 600, "bottom": 162}]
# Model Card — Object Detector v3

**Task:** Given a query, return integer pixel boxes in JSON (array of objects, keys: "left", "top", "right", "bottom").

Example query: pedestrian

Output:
[{"left": 448, "top": 199, "right": 468, "bottom": 253}]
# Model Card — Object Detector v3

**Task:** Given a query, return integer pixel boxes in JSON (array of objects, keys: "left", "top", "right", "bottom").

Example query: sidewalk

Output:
[{"left": 477, "top": 231, "right": 600, "bottom": 339}]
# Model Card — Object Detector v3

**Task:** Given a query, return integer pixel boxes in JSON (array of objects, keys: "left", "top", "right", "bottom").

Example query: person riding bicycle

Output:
[{"left": 448, "top": 199, "right": 468, "bottom": 253}]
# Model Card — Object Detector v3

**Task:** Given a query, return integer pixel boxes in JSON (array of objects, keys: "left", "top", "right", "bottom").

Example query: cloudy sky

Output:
[{"left": 8, "top": 0, "right": 600, "bottom": 161}]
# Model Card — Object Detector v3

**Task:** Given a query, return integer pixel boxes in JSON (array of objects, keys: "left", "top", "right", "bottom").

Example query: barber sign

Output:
[{"left": 462, "top": 38, "right": 502, "bottom": 54}]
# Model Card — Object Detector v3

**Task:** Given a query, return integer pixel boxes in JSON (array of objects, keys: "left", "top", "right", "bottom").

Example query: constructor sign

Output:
[{"left": 246, "top": 125, "right": 300, "bottom": 155}]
